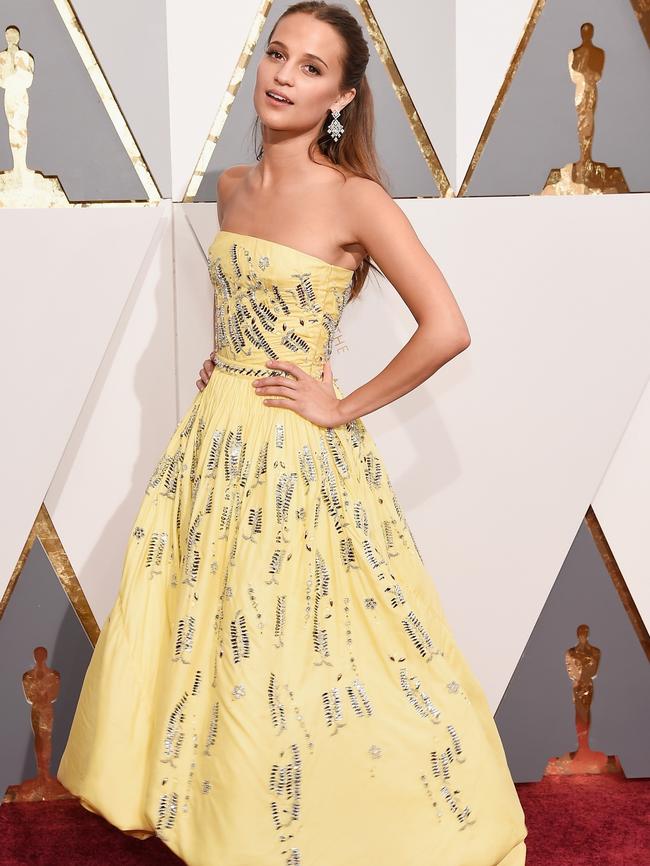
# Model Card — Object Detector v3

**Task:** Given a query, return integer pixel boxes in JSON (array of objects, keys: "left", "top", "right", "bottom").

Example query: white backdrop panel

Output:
[
  {"left": 46, "top": 202, "right": 176, "bottom": 624},
  {"left": 0, "top": 207, "right": 161, "bottom": 598}
]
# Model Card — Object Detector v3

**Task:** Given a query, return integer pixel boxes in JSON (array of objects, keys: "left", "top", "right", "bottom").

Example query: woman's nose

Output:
[{"left": 274, "top": 67, "right": 294, "bottom": 86}]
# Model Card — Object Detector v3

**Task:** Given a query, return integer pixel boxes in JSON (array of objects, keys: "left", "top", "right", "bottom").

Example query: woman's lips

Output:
[{"left": 265, "top": 90, "right": 293, "bottom": 106}]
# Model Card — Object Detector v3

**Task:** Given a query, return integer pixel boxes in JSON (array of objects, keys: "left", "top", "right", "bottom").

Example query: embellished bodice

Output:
[{"left": 207, "top": 230, "right": 355, "bottom": 378}]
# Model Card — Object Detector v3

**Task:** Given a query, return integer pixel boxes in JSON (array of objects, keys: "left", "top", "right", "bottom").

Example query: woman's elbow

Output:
[
  {"left": 456, "top": 329, "right": 471, "bottom": 351},
  {"left": 449, "top": 325, "right": 471, "bottom": 356}
]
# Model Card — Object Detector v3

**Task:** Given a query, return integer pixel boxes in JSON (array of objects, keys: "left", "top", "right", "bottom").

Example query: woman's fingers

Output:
[
  {"left": 253, "top": 376, "right": 299, "bottom": 392},
  {"left": 201, "top": 357, "right": 216, "bottom": 380},
  {"left": 254, "top": 383, "right": 298, "bottom": 399},
  {"left": 196, "top": 355, "right": 216, "bottom": 391}
]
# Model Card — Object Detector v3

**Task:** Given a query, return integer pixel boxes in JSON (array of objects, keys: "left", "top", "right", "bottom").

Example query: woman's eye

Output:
[{"left": 265, "top": 48, "right": 320, "bottom": 75}]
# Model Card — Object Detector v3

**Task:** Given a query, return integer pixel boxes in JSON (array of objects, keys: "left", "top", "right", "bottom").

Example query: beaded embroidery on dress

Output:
[{"left": 57, "top": 230, "right": 528, "bottom": 866}]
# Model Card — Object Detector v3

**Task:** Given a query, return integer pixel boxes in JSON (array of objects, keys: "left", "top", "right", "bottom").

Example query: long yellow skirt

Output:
[{"left": 57, "top": 363, "right": 528, "bottom": 866}]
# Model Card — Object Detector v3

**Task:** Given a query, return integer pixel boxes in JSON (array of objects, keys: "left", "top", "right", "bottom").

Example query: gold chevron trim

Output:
[
  {"left": 183, "top": 0, "right": 273, "bottom": 203},
  {"left": 629, "top": 0, "right": 650, "bottom": 49},
  {"left": 1, "top": 502, "right": 99, "bottom": 645},
  {"left": 457, "top": 0, "right": 546, "bottom": 198},
  {"left": 54, "top": 0, "right": 161, "bottom": 204},
  {"left": 356, "top": 0, "right": 451, "bottom": 197},
  {"left": 585, "top": 505, "right": 650, "bottom": 664}
]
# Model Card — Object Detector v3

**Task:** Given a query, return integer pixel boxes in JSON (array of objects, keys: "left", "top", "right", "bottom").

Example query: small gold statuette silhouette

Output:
[
  {"left": 545, "top": 624, "right": 623, "bottom": 776},
  {"left": 3, "top": 647, "right": 75, "bottom": 802},
  {"left": 542, "top": 23, "right": 628, "bottom": 195},
  {"left": 0, "top": 26, "right": 69, "bottom": 207}
]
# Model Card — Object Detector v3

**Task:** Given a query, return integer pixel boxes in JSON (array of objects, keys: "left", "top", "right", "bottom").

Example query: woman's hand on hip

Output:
[
  {"left": 252, "top": 359, "right": 344, "bottom": 428},
  {"left": 196, "top": 352, "right": 216, "bottom": 391}
]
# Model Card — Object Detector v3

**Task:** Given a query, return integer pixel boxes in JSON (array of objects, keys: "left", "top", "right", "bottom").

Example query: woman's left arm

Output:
[
  {"left": 334, "top": 177, "right": 471, "bottom": 424},
  {"left": 253, "top": 178, "right": 471, "bottom": 426}
]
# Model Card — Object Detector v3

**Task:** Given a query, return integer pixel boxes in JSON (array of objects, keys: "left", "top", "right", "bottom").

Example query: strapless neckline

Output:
[{"left": 215, "top": 229, "right": 356, "bottom": 275}]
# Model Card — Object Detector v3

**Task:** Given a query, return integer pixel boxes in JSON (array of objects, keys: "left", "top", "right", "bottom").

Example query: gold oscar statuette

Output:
[
  {"left": 0, "top": 25, "right": 69, "bottom": 207},
  {"left": 545, "top": 624, "right": 623, "bottom": 775},
  {"left": 3, "top": 647, "right": 74, "bottom": 802},
  {"left": 542, "top": 22, "right": 628, "bottom": 195}
]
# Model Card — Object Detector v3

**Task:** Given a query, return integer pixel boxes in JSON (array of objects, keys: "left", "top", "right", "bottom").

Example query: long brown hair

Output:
[{"left": 253, "top": 1, "right": 389, "bottom": 299}]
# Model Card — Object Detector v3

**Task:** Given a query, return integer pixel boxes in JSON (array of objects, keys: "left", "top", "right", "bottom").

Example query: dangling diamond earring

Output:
[{"left": 327, "top": 107, "right": 344, "bottom": 142}]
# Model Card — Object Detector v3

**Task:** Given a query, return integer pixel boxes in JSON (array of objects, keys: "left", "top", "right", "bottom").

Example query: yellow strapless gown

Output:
[{"left": 57, "top": 230, "right": 528, "bottom": 866}]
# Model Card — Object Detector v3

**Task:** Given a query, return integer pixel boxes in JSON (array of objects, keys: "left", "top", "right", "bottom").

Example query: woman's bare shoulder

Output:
[
  {"left": 218, "top": 163, "right": 254, "bottom": 182},
  {"left": 216, "top": 163, "right": 254, "bottom": 196},
  {"left": 337, "top": 174, "right": 393, "bottom": 246},
  {"left": 341, "top": 173, "right": 389, "bottom": 201},
  {"left": 216, "top": 164, "right": 255, "bottom": 220}
]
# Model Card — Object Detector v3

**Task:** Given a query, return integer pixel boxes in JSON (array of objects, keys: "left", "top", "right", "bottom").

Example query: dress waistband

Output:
[{"left": 212, "top": 353, "right": 321, "bottom": 379}]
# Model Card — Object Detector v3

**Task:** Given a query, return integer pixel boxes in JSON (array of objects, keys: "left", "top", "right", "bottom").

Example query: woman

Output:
[{"left": 57, "top": 3, "right": 528, "bottom": 865}]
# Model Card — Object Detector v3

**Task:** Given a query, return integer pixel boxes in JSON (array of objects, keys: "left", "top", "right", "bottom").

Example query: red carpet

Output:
[
  {"left": 0, "top": 776, "right": 648, "bottom": 865},
  {"left": 515, "top": 775, "right": 650, "bottom": 865}
]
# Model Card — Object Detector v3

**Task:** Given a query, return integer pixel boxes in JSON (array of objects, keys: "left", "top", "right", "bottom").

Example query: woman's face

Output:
[{"left": 254, "top": 12, "right": 353, "bottom": 134}]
